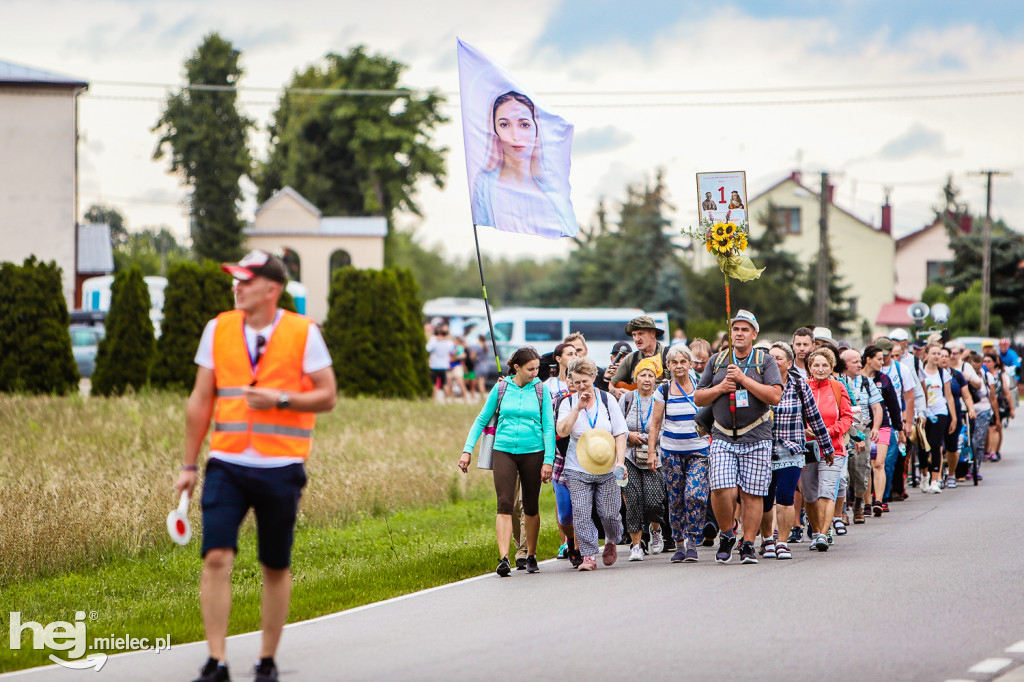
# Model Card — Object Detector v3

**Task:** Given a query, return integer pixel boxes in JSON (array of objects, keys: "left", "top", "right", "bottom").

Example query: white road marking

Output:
[
  {"left": 968, "top": 658, "right": 1013, "bottom": 674},
  {"left": 1006, "top": 641, "right": 1024, "bottom": 653}
]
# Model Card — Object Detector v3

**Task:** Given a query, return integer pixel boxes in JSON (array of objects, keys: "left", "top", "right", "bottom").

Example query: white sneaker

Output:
[
  {"left": 629, "top": 544, "right": 644, "bottom": 561},
  {"left": 920, "top": 480, "right": 932, "bottom": 493},
  {"left": 649, "top": 527, "right": 665, "bottom": 555},
  {"left": 931, "top": 480, "right": 943, "bottom": 493}
]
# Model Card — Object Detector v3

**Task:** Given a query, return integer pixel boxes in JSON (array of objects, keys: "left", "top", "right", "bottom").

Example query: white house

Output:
[
  {"left": 894, "top": 211, "right": 971, "bottom": 301},
  {"left": 245, "top": 187, "right": 386, "bottom": 322},
  {"left": 0, "top": 60, "right": 88, "bottom": 307}
]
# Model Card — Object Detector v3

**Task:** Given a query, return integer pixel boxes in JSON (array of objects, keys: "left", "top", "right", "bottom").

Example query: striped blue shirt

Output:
[{"left": 654, "top": 382, "right": 709, "bottom": 455}]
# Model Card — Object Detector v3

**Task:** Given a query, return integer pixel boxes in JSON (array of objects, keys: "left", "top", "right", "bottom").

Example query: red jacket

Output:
[{"left": 808, "top": 377, "right": 854, "bottom": 457}]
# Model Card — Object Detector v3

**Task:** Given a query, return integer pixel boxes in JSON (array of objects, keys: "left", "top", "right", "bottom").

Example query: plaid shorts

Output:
[{"left": 708, "top": 439, "right": 773, "bottom": 496}]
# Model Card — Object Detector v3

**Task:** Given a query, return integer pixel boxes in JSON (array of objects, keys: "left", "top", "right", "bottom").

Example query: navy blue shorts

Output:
[{"left": 201, "top": 458, "right": 307, "bottom": 570}]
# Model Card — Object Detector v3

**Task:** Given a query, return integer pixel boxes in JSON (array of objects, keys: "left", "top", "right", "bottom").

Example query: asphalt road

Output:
[{"left": 7, "top": 420, "right": 1024, "bottom": 682}]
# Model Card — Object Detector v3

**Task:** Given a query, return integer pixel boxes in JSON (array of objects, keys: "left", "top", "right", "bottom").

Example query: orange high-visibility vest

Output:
[{"left": 210, "top": 309, "right": 316, "bottom": 459}]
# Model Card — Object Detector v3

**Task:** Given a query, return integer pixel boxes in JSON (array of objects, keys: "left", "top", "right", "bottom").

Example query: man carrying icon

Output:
[
  {"left": 695, "top": 310, "right": 783, "bottom": 565},
  {"left": 175, "top": 250, "right": 337, "bottom": 682}
]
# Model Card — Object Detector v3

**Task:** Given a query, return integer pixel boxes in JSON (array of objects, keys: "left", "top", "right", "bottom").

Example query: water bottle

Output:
[{"left": 614, "top": 465, "right": 628, "bottom": 488}]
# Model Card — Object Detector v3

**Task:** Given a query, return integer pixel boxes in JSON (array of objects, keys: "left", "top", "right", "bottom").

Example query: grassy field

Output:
[{"left": 0, "top": 392, "right": 565, "bottom": 673}]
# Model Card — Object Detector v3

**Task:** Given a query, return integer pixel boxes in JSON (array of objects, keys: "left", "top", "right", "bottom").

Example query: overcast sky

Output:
[{"left": 4, "top": 0, "right": 1023, "bottom": 261}]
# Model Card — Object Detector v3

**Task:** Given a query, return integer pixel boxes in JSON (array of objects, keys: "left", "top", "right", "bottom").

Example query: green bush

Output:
[
  {"left": 323, "top": 266, "right": 430, "bottom": 398},
  {"left": 151, "top": 261, "right": 234, "bottom": 391},
  {"left": 92, "top": 267, "right": 155, "bottom": 396},
  {"left": 279, "top": 287, "right": 297, "bottom": 314},
  {"left": 0, "top": 257, "right": 79, "bottom": 394},
  {"left": 948, "top": 280, "right": 1003, "bottom": 338},
  {"left": 684, "top": 318, "right": 726, "bottom": 346}
]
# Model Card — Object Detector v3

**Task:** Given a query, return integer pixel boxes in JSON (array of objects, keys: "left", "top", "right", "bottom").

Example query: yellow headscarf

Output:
[{"left": 633, "top": 355, "right": 663, "bottom": 380}]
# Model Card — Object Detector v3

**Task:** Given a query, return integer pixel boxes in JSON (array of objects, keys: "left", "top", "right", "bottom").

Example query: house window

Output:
[
  {"left": 777, "top": 207, "right": 801, "bottom": 235},
  {"left": 329, "top": 249, "right": 352, "bottom": 280},
  {"left": 926, "top": 260, "right": 952, "bottom": 285}
]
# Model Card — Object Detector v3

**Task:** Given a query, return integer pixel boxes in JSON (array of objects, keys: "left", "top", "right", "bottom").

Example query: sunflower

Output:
[
  {"left": 723, "top": 222, "right": 735, "bottom": 237},
  {"left": 706, "top": 240, "right": 714, "bottom": 254},
  {"left": 737, "top": 234, "right": 748, "bottom": 251},
  {"left": 715, "top": 237, "right": 732, "bottom": 253},
  {"left": 713, "top": 223, "right": 727, "bottom": 238}
]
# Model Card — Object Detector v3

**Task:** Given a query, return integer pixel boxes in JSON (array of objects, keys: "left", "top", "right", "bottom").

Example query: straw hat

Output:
[{"left": 576, "top": 429, "right": 616, "bottom": 475}]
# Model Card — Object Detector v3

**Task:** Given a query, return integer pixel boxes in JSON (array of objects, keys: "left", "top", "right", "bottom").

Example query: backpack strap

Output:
[
  {"left": 828, "top": 378, "right": 845, "bottom": 412},
  {"left": 534, "top": 382, "right": 545, "bottom": 412},
  {"left": 621, "top": 390, "right": 636, "bottom": 419},
  {"left": 494, "top": 380, "right": 509, "bottom": 416},
  {"left": 661, "top": 383, "right": 670, "bottom": 402}
]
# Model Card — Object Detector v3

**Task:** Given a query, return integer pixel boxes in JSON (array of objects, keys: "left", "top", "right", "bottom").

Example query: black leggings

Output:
[
  {"left": 493, "top": 450, "right": 544, "bottom": 516},
  {"left": 922, "top": 414, "right": 950, "bottom": 473}
]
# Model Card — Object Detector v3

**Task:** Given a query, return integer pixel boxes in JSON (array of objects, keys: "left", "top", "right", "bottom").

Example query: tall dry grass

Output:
[{"left": 0, "top": 392, "right": 489, "bottom": 585}]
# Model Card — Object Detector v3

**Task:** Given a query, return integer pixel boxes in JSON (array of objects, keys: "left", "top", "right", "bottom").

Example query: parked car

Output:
[{"left": 69, "top": 325, "right": 105, "bottom": 378}]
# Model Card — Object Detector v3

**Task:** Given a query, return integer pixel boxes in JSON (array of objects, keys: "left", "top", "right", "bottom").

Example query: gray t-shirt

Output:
[{"left": 696, "top": 349, "right": 782, "bottom": 444}]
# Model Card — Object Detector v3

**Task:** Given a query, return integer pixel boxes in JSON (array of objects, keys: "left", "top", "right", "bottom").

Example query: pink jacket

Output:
[{"left": 808, "top": 378, "right": 854, "bottom": 457}]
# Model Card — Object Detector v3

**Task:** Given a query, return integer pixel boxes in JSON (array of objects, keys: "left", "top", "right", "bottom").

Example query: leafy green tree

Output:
[
  {"left": 945, "top": 218, "right": 1024, "bottom": 331},
  {"left": 84, "top": 204, "right": 128, "bottom": 247},
  {"left": 256, "top": 46, "right": 447, "bottom": 233},
  {"left": 948, "top": 280, "right": 1003, "bottom": 337},
  {"left": 323, "top": 267, "right": 429, "bottom": 398},
  {"left": 92, "top": 267, "right": 155, "bottom": 396},
  {"left": 113, "top": 227, "right": 191, "bottom": 276},
  {"left": 0, "top": 257, "right": 79, "bottom": 394},
  {"left": 385, "top": 228, "right": 459, "bottom": 301},
  {"left": 153, "top": 32, "right": 252, "bottom": 263},
  {"left": 151, "top": 262, "right": 234, "bottom": 391}
]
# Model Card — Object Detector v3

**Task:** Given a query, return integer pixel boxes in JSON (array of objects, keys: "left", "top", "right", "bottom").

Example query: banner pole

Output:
[{"left": 472, "top": 224, "right": 503, "bottom": 376}]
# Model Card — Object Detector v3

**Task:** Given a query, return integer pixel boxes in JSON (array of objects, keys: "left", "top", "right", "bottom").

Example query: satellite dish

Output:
[
  {"left": 907, "top": 301, "right": 930, "bottom": 324},
  {"left": 931, "top": 302, "right": 951, "bottom": 325}
]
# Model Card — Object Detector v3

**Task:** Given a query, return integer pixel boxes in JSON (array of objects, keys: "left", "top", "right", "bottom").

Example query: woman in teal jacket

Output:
[{"left": 460, "top": 347, "right": 556, "bottom": 576}]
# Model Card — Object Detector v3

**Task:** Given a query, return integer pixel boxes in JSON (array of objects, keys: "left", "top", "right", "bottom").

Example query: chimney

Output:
[
  {"left": 881, "top": 203, "right": 892, "bottom": 234},
  {"left": 960, "top": 214, "right": 972, "bottom": 234},
  {"left": 828, "top": 184, "right": 835, "bottom": 203},
  {"left": 789, "top": 170, "right": 802, "bottom": 184}
]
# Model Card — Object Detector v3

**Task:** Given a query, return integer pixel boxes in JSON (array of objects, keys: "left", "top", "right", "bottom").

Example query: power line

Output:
[
  {"left": 87, "top": 74, "right": 1024, "bottom": 97},
  {"left": 80, "top": 88, "right": 1024, "bottom": 108}
]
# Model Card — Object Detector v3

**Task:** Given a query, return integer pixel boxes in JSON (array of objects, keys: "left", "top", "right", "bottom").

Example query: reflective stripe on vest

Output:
[{"left": 210, "top": 309, "right": 317, "bottom": 459}]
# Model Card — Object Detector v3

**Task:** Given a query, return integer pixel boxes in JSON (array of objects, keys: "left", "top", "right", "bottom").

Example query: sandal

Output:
[
  {"left": 760, "top": 539, "right": 776, "bottom": 559},
  {"left": 833, "top": 518, "right": 847, "bottom": 536},
  {"left": 775, "top": 542, "right": 792, "bottom": 560}
]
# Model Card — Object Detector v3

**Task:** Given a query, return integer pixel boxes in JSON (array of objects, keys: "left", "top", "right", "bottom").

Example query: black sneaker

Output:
[
  {"left": 715, "top": 533, "right": 736, "bottom": 563},
  {"left": 192, "top": 658, "right": 230, "bottom": 682},
  {"left": 526, "top": 555, "right": 540, "bottom": 573},
  {"left": 496, "top": 556, "right": 511, "bottom": 577},
  {"left": 568, "top": 546, "right": 583, "bottom": 569},
  {"left": 254, "top": 658, "right": 278, "bottom": 682},
  {"left": 515, "top": 557, "right": 528, "bottom": 571},
  {"left": 739, "top": 541, "right": 758, "bottom": 564},
  {"left": 701, "top": 521, "right": 718, "bottom": 547}
]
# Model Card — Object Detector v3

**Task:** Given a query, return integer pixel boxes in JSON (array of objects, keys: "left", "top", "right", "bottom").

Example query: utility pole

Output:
[
  {"left": 969, "top": 170, "right": 1011, "bottom": 336},
  {"left": 815, "top": 171, "right": 830, "bottom": 327}
]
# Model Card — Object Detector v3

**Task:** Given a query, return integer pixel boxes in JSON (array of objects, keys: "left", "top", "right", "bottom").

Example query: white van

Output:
[{"left": 489, "top": 307, "right": 670, "bottom": 361}]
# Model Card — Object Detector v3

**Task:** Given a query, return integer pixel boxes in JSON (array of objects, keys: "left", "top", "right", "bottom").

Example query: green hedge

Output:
[
  {"left": 91, "top": 267, "right": 155, "bottom": 396},
  {"left": 0, "top": 257, "right": 78, "bottom": 394},
  {"left": 151, "top": 261, "right": 234, "bottom": 391},
  {"left": 323, "top": 266, "right": 430, "bottom": 398}
]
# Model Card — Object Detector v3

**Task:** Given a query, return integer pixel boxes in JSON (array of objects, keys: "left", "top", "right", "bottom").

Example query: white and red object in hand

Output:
[{"left": 166, "top": 491, "right": 192, "bottom": 545}]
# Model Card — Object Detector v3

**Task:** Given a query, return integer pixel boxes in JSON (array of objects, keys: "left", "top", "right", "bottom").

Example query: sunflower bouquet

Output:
[
  {"left": 682, "top": 211, "right": 765, "bottom": 360},
  {"left": 682, "top": 212, "right": 763, "bottom": 282}
]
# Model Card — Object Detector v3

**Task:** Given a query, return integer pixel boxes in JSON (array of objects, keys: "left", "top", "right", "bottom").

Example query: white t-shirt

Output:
[
  {"left": 544, "top": 376, "right": 573, "bottom": 403},
  {"left": 920, "top": 368, "right": 949, "bottom": 417},
  {"left": 898, "top": 355, "right": 927, "bottom": 413},
  {"left": 557, "top": 389, "right": 628, "bottom": 474},
  {"left": 195, "top": 311, "right": 333, "bottom": 468},
  {"left": 426, "top": 337, "right": 456, "bottom": 371}
]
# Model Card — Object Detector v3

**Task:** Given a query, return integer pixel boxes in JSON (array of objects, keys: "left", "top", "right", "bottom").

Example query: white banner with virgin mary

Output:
[{"left": 457, "top": 38, "right": 578, "bottom": 239}]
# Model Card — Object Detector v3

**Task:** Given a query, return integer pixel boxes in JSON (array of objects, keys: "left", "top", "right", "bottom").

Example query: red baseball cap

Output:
[{"left": 222, "top": 250, "right": 288, "bottom": 284}]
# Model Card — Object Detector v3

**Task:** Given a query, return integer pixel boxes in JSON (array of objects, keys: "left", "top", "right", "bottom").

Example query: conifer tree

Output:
[
  {"left": 0, "top": 258, "right": 78, "bottom": 394},
  {"left": 92, "top": 267, "right": 155, "bottom": 396}
]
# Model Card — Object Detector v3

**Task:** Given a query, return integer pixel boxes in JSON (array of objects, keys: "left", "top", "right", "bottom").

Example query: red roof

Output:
[{"left": 875, "top": 297, "right": 916, "bottom": 326}]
